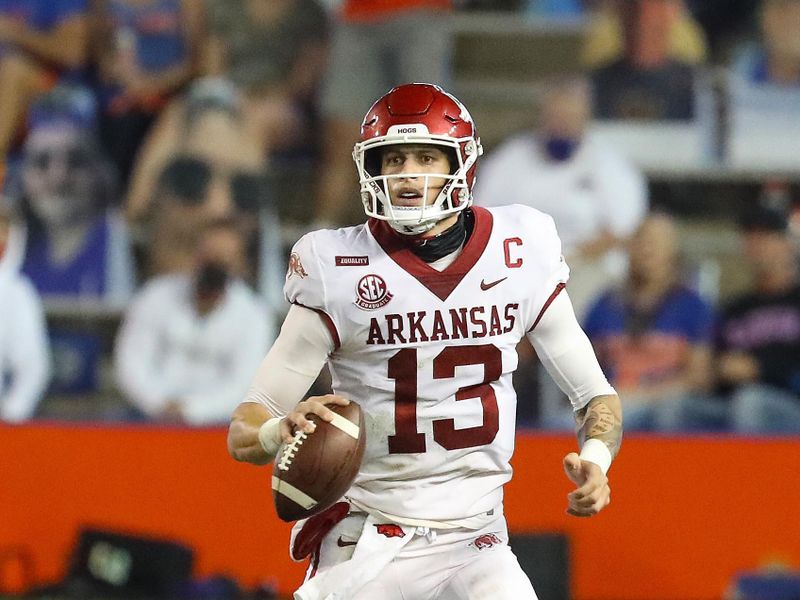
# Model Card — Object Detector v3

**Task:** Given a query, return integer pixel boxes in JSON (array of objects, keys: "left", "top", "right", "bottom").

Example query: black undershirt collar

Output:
[{"left": 409, "top": 209, "right": 475, "bottom": 263}]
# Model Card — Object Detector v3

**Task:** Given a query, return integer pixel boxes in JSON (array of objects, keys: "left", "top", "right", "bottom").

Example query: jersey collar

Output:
[{"left": 368, "top": 206, "right": 493, "bottom": 301}]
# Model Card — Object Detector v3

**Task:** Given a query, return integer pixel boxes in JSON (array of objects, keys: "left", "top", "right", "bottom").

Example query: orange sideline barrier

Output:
[{"left": 1, "top": 424, "right": 798, "bottom": 600}]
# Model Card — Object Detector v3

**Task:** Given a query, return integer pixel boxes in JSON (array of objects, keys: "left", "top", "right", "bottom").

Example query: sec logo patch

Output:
[{"left": 355, "top": 274, "right": 393, "bottom": 310}]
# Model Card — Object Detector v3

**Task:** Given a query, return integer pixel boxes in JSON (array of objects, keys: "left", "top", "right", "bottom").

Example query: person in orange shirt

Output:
[{"left": 313, "top": 0, "right": 453, "bottom": 227}]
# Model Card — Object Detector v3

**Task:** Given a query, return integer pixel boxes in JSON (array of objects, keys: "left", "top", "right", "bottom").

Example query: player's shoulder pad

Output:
[
  {"left": 284, "top": 225, "right": 368, "bottom": 311},
  {"left": 284, "top": 231, "right": 326, "bottom": 310},
  {"left": 488, "top": 204, "right": 568, "bottom": 294},
  {"left": 489, "top": 204, "right": 561, "bottom": 249}
]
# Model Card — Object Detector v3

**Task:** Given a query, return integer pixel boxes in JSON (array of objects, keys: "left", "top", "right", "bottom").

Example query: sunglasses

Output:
[
  {"left": 160, "top": 156, "right": 267, "bottom": 213},
  {"left": 26, "top": 148, "right": 93, "bottom": 171}
]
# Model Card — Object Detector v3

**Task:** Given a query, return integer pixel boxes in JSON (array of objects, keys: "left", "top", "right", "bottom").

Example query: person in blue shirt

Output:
[
  {"left": 582, "top": 212, "right": 715, "bottom": 431},
  {"left": 15, "top": 84, "right": 134, "bottom": 395},
  {"left": 0, "top": 0, "right": 89, "bottom": 161},
  {"left": 94, "top": 0, "right": 204, "bottom": 184}
]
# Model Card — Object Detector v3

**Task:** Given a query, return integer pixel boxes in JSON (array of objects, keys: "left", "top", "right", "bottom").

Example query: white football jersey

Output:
[{"left": 284, "top": 205, "right": 569, "bottom": 522}]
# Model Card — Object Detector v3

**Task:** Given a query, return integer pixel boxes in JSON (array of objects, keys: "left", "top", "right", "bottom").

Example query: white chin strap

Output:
[{"left": 388, "top": 211, "right": 440, "bottom": 235}]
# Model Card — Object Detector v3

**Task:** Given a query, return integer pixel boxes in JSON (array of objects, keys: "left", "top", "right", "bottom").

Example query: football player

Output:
[{"left": 228, "top": 83, "right": 623, "bottom": 600}]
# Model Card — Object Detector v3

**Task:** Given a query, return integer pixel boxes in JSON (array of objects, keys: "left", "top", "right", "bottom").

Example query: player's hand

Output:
[
  {"left": 563, "top": 452, "right": 610, "bottom": 517},
  {"left": 280, "top": 394, "right": 350, "bottom": 443}
]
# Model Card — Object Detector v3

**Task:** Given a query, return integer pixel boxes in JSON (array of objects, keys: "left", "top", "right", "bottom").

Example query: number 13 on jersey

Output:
[{"left": 387, "top": 344, "right": 501, "bottom": 454}]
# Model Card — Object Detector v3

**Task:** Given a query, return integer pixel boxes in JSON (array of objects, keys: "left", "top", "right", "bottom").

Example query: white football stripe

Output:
[
  {"left": 329, "top": 413, "right": 360, "bottom": 439},
  {"left": 272, "top": 476, "right": 318, "bottom": 509}
]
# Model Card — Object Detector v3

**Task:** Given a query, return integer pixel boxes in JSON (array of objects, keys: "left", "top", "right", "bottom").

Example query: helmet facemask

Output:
[{"left": 354, "top": 132, "right": 481, "bottom": 235}]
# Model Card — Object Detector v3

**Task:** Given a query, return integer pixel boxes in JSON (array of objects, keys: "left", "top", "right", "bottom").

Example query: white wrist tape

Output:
[
  {"left": 257, "top": 417, "right": 283, "bottom": 458},
  {"left": 579, "top": 438, "right": 613, "bottom": 475}
]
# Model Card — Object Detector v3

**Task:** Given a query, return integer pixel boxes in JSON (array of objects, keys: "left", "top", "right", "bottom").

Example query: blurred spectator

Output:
[
  {"left": 731, "top": 0, "right": 800, "bottom": 86},
  {"left": 581, "top": 213, "right": 715, "bottom": 431},
  {"left": 726, "top": 0, "right": 800, "bottom": 168},
  {"left": 583, "top": 0, "right": 707, "bottom": 68},
  {"left": 0, "top": 0, "right": 90, "bottom": 161},
  {"left": 313, "top": 0, "right": 453, "bottom": 227},
  {"left": 588, "top": 0, "right": 707, "bottom": 120},
  {"left": 114, "top": 218, "right": 274, "bottom": 425},
  {"left": 686, "top": 0, "right": 760, "bottom": 65},
  {"left": 93, "top": 0, "right": 205, "bottom": 184},
  {"left": 17, "top": 85, "right": 134, "bottom": 302},
  {"left": 203, "top": 0, "right": 329, "bottom": 159},
  {"left": 125, "top": 79, "right": 275, "bottom": 278},
  {"left": 474, "top": 76, "right": 647, "bottom": 318},
  {"left": 715, "top": 205, "right": 800, "bottom": 434},
  {"left": 0, "top": 202, "right": 50, "bottom": 422},
  {"left": 124, "top": 77, "right": 261, "bottom": 228},
  {"left": 143, "top": 153, "right": 264, "bottom": 277},
  {"left": 14, "top": 84, "right": 134, "bottom": 395}
]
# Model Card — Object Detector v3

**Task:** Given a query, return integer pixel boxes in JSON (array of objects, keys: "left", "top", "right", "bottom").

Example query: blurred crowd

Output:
[{"left": 0, "top": 0, "right": 799, "bottom": 434}]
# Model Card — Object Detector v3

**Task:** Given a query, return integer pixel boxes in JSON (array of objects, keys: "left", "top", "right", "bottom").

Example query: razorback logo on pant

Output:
[
  {"left": 471, "top": 533, "right": 502, "bottom": 550},
  {"left": 374, "top": 524, "right": 405, "bottom": 538}
]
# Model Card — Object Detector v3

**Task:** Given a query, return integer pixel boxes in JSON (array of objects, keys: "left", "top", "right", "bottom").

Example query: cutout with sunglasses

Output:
[
  {"left": 158, "top": 155, "right": 269, "bottom": 214},
  {"left": 26, "top": 147, "right": 94, "bottom": 172}
]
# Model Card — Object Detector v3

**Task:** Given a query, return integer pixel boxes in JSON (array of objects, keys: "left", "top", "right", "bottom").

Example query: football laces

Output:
[{"left": 277, "top": 429, "right": 308, "bottom": 471}]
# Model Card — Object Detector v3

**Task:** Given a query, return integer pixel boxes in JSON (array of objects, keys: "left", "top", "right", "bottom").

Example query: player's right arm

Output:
[{"left": 227, "top": 304, "right": 347, "bottom": 465}]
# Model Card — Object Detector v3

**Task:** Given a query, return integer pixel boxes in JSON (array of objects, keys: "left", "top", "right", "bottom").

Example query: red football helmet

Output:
[{"left": 353, "top": 83, "right": 483, "bottom": 235}]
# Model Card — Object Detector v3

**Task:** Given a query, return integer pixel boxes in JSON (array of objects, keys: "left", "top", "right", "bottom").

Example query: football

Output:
[{"left": 272, "top": 401, "right": 366, "bottom": 522}]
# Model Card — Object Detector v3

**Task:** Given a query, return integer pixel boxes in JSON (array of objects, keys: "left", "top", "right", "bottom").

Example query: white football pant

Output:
[{"left": 300, "top": 513, "right": 538, "bottom": 600}]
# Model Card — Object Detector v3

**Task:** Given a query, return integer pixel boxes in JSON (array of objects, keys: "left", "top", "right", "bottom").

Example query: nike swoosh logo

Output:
[
  {"left": 337, "top": 536, "right": 357, "bottom": 547},
  {"left": 480, "top": 277, "right": 507, "bottom": 291}
]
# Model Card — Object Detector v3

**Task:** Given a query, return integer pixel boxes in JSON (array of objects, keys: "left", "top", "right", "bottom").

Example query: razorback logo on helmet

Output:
[
  {"left": 287, "top": 252, "right": 308, "bottom": 279},
  {"left": 471, "top": 533, "right": 502, "bottom": 551},
  {"left": 374, "top": 524, "right": 406, "bottom": 539}
]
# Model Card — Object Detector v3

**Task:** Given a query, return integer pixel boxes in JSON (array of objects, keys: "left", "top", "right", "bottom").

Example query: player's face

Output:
[{"left": 380, "top": 145, "right": 451, "bottom": 208}]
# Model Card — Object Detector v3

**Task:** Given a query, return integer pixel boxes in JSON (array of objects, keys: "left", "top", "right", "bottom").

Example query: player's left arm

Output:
[
  {"left": 574, "top": 394, "right": 623, "bottom": 462},
  {"left": 562, "top": 393, "right": 622, "bottom": 517},
  {"left": 527, "top": 289, "right": 623, "bottom": 517}
]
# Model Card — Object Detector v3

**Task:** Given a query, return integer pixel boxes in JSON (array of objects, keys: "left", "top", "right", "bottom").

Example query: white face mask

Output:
[{"left": 354, "top": 136, "right": 482, "bottom": 235}]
